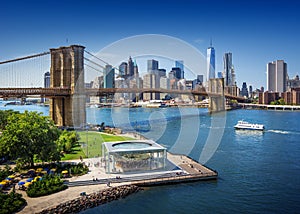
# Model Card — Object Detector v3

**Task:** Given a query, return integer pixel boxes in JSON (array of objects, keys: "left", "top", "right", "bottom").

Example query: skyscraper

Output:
[
  {"left": 104, "top": 65, "right": 115, "bottom": 88},
  {"left": 118, "top": 62, "right": 127, "bottom": 77},
  {"left": 175, "top": 60, "right": 184, "bottom": 79},
  {"left": 133, "top": 59, "right": 139, "bottom": 77},
  {"left": 127, "top": 56, "right": 134, "bottom": 76},
  {"left": 207, "top": 41, "right": 215, "bottom": 80},
  {"left": 42, "top": 71, "right": 50, "bottom": 103},
  {"left": 147, "top": 59, "right": 159, "bottom": 73},
  {"left": 44, "top": 71, "right": 50, "bottom": 88},
  {"left": 223, "top": 52, "right": 234, "bottom": 86},
  {"left": 267, "top": 60, "right": 287, "bottom": 93},
  {"left": 241, "top": 82, "right": 249, "bottom": 97}
]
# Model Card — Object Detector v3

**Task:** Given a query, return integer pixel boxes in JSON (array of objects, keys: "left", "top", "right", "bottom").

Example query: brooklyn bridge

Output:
[{"left": 0, "top": 45, "right": 244, "bottom": 127}]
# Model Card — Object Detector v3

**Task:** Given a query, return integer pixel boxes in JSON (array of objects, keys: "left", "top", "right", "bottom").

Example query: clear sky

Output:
[{"left": 1, "top": 0, "right": 300, "bottom": 89}]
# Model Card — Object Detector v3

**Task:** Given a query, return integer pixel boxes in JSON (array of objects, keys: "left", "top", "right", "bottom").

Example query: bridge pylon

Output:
[
  {"left": 49, "top": 45, "right": 86, "bottom": 127},
  {"left": 208, "top": 78, "right": 225, "bottom": 113}
]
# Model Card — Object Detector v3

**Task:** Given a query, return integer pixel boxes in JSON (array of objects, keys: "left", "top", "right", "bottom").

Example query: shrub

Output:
[
  {"left": 62, "top": 162, "right": 89, "bottom": 176},
  {"left": 0, "top": 192, "right": 26, "bottom": 214},
  {"left": 26, "top": 174, "right": 67, "bottom": 197}
]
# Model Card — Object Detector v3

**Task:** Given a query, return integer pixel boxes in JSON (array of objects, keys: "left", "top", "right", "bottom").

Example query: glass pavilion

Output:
[{"left": 102, "top": 140, "right": 167, "bottom": 174}]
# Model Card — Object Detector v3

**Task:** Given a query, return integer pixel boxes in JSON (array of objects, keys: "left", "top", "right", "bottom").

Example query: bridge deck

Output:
[{"left": 0, "top": 87, "right": 245, "bottom": 101}]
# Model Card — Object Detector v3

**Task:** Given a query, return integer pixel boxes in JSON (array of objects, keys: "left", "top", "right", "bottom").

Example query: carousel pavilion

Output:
[{"left": 102, "top": 140, "right": 167, "bottom": 174}]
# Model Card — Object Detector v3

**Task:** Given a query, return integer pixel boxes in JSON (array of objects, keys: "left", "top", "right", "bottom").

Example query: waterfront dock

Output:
[
  {"left": 238, "top": 103, "right": 300, "bottom": 111},
  {"left": 63, "top": 153, "right": 218, "bottom": 188},
  {"left": 130, "top": 153, "right": 217, "bottom": 187}
]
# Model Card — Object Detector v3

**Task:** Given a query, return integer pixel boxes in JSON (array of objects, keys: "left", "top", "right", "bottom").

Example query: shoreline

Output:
[
  {"left": 37, "top": 185, "right": 141, "bottom": 214},
  {"left": 15, "top": 152, "right": 217, "bottom": 213}
]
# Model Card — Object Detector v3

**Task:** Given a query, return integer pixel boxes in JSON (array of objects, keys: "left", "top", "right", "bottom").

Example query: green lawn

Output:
[{"left": 73, "top": 131, "right": 133, "bottom": 159}]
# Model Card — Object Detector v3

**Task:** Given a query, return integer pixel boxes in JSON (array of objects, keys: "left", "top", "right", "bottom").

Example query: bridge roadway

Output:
[{"left": 0, "top": 87, "right": 245, "bottom": 101}]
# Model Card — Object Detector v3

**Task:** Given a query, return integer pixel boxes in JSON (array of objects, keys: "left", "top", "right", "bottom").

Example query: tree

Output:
[
  {"left": 0, "top": 110, "right": 19, "bottom": 131},
  {"left": 55, "top": 130, "right": 80, "bottom": 154},
  {"left": 0, "top": 111, "right": 61, "bottom": 167}
]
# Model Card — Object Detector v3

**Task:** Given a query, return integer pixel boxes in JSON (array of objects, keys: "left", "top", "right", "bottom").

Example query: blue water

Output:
[
  {"left": 1, "top": 101, "right": 300, "bottom": 213},
  {"left": 84, "top": 108, "right": 300, "bottom": 214}
]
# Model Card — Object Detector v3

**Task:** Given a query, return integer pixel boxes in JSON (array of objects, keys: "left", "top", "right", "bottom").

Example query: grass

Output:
[
  {"left": 74, "top": 131, "right": 133, "bottom": 159},
  {"left": 61, "top": 144, "right": 86, "bottom": 161}
]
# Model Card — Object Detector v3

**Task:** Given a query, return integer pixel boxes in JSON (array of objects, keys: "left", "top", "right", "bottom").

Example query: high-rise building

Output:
[
  {"left": 223, "top": 52, "right": 235, "bottom": 86},
  {"left": 207, "top": 41, "right": 215, "bottom": 80},
  {"left": 267, "top": 60, "right": 287, "bottom": 93},
  {"left": 44, "top": 71, "right": 50, "bottom": 88},
  {"left": 241, "top": 82, "right": 249, "bottom": 97},
  {"left": 127, "top": 57, "right": 134, "bottom": 76},
  {"left": 119, "top": 62, "right": 127, "bottom": 77},
  {"left": 147, "top": 59, "right": 159, "bottom": 73},
  {"left": 287, "top": 75, "right": 300, "bottom": 90},
  {"left": 160, "top": 76, "right": 170, "bottom": 99},
  {"left": 42, "top": 71, "right": 50, "bottom": 103},
  {"left": 169, "top": 67, "right": 182, "bottom": 79},
  {"left": 133, "top": 59, "right": 139, "bottom": 77},
  {"left": 158, "top": 68, "right": 166, "bottom": 77},
  {"left": 175, "top": 60, "right": 184, "bottom": 79},
  {"left": 143, "top": 73, "right": 159, "bottom": 100},
  {"left": 217, "top": 72, "right": 223, "bottom": 78},
  {"left": 249, "top": 85, "right": 253, "bottom": 98},
  {"left": 104, "top": 65, "right": 115, "bottom": 88}
]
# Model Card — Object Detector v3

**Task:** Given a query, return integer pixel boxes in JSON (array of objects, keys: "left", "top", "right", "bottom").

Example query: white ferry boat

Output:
[{"left": 234, "top": 120, "right": 265, "bottom": 131}]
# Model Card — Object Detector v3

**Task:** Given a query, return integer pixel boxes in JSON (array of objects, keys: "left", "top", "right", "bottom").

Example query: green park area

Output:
[
  {"left": 0, "top": 110, "right": 135, "bottom": 212},
  {"left": 62, "top": 131, "right": 133, "bottom": 160}
]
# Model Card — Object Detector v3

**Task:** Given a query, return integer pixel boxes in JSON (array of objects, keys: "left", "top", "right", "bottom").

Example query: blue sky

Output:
[{"left": 1, "top": 0, "right": 300, "bottom": 89}]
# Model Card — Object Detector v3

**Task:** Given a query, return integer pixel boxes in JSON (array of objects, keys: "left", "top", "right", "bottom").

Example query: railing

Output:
[
  {"left": 0, "top": 87, "right": 70, "bottom": 97},
  {"left": 0, "top": 87, "right": 245, "bottom": 101},
  {"left": 129, "top": 172, "right": 218, "bottom": 186}
]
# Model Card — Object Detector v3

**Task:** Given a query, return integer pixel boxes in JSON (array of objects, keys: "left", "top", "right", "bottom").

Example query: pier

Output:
[
  {"left": 65, "top": 153, "right": 217, "bottom": 188},
  {"left": 130, "top": 153, "right": 218, "bottom": 187},
  {"left": 239, "top": 103, "right": 300, "bottom": 111}
]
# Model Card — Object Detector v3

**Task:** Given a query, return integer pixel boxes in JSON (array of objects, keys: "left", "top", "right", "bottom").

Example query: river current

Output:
[{"left": 1, "top": 102, "right": 299, "bottom": 213}]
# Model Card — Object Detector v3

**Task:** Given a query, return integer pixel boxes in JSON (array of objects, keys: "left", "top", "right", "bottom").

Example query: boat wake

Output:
[{"left": 267, "top": 130, "right": 290, "bottom": 134}]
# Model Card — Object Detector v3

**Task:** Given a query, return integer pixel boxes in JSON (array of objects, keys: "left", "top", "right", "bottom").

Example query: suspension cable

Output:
[
  {"left": 84, "top": 50, "right": 121, "bottom": 73},
  {"left": 0, "top": 52, "right": 50, "bottom": 65}
]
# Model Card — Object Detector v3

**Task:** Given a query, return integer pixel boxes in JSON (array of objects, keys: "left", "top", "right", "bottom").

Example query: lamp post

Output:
[{"left": 86, "top": 124, "right": 88, "bottom": 158}]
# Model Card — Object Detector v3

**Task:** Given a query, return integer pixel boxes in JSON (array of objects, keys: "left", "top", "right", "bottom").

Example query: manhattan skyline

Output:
[{"left": 1, "top": 0, "right": 300, "bottom": 90}]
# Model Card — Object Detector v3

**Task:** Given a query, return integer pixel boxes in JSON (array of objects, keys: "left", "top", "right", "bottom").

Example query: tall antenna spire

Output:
[{"left": 210, "top": 37, "right": 213, "bottom": 47}]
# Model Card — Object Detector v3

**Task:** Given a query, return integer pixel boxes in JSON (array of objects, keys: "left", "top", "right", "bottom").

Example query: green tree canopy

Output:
[
  {"left": 0, "top": 111, "right": 61, "bottom": 167},
  {"left": 0, "top": 110, "right": 19, "bottom": 131},
  {"left": 56, "top": 130, "right": 80, "bottom": 154}
]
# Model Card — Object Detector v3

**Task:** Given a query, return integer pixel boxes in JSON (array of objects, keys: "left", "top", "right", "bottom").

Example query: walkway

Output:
[{"left": 16, "top": 153, "right": 217, "bottom": 213}]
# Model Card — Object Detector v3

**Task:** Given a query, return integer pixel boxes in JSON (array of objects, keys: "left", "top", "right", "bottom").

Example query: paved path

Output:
[{"left": 16, "top": 153, "right": 216, "bottom": 213}]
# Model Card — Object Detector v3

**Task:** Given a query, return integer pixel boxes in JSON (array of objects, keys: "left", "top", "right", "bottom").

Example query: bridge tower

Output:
[
  {"left": 208, "top": 78, "right": 225, "bottom": 112},
  {"left": 49, "top": 45, "right": 86, "bottom": 127}
]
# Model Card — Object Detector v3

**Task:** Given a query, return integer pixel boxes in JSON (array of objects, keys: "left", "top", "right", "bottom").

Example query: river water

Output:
[{"left": 1, "top": 101, "right": 300, "bottom": 213}]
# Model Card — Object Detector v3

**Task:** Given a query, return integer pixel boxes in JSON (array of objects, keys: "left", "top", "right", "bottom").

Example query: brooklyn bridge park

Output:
[{"left": 0, "top": 109, "right": 134, "bottom": 213}]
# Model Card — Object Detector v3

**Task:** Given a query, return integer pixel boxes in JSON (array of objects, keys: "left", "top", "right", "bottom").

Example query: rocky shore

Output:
[{"left": 37, "top": 185, "right": 141, "bottom": 214}]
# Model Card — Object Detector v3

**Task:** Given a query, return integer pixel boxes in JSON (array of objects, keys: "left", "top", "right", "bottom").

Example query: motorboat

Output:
[{"left": 234, "top": 120, "right": 265, "bottom": 131}]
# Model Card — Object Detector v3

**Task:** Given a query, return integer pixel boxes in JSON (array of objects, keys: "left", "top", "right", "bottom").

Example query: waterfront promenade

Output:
[
  {"left": 15, "top": 153, "right": 217, "bottom": 213},
  {"left": 238, "top": 103, "right": 300, "bottom": 111}
]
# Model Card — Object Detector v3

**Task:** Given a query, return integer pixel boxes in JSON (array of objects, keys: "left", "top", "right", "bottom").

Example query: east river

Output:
[{"left": 1, "top": 101, "right": 300, "bottom": 213}]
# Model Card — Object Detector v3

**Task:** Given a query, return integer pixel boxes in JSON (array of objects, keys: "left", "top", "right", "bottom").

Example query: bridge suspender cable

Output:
[
  {"left": 84, "top": 50, "right": 120, "bottom": 76},
  {"left": 0, "top": 52, "right": 50, "bottom": 65},
  {"left": 84, "top": 57, "right": 106, "bottom": 70},
  {"left": 84, "top": 50, "right": 111, "bottom": 66}
]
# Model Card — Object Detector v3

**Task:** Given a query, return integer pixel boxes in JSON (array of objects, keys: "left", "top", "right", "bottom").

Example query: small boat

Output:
[{"left": 234, "top": 120, "right": 265, "bottom": 131}]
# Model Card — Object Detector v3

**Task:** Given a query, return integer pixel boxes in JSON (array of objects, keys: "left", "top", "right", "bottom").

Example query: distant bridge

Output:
[
  {"left": 0, "top": 44, "right": 245, "bottom": 126},
  {"left": 0, "top": 87, "right": 245, "bottom": 102}
]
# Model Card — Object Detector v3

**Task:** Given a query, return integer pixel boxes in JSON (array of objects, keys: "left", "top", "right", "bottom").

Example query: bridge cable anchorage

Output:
[
  {"left": 84, "top": 50, "right": 121, "bottom": 73},
  {"left": 0, "top": 52, "right": 50, "bottom": 65}
]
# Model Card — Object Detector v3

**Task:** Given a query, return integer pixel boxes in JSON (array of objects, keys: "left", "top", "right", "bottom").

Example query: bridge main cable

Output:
[{"left": 0, "top": 52, "right": 50, "bottom": 65}]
